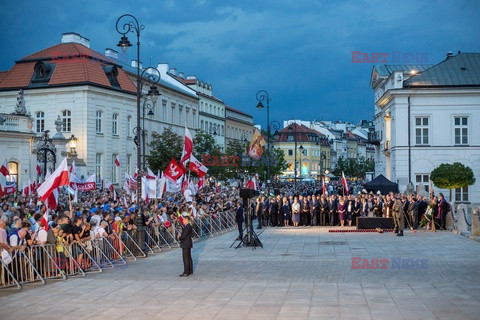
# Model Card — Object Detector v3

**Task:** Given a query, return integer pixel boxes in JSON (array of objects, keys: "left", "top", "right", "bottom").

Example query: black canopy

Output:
[{"left": 364, "top": 174, "right": 399, "bottom": 195}]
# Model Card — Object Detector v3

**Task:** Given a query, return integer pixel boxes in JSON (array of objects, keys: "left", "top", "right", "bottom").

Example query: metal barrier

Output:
[
  {"left": 122, "top": 230, "right": 147, "bottom": 258},
  {"left": 144, "top": 227, "right": 163, "bottom": 253},
  {"left": 110, "top": 233, "right": 137, "bottom": 262},
  {"left": 28, "top": 244, "right": 67, "bottom": 281},
  {"left": 66, "top": 241, "right": 102, "bottom": 274},
  {"left": 1, "top": 249, "right": 45, "bottom": 289},
  {"left": 91, "top": 237, "right": 125, "bottom": 268}
]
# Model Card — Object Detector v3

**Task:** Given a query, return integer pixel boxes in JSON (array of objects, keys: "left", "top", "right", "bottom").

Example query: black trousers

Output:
[
  {"left": 182, "top": 248, "right": 193, "bottom": 275},
  {"left": 319, "top": 212, "right": 326, "bottom": 226},
  {"left": 237, "top": 221, "right": 243, "bottom": 238}
]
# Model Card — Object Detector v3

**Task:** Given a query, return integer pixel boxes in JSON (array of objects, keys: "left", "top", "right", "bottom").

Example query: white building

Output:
[
  {"left": 170, "top": 72, "right": 225, "bottom": 151},
  {"left": 0, "top": 33, "right": 199, "bottom": 188},
  {"left": 370, "top": 52, "right": 480, "bottom": 203}
]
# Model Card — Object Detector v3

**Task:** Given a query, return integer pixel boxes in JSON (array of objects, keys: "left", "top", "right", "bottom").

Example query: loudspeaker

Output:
[{"left": 240, "top": 188, "right": 260, "bottom": 199}]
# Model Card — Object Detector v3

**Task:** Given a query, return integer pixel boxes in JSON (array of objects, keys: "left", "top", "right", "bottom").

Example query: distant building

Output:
[
  {"left": 275, "top": 123, "right": 330, "bottom": 180},
  {"left": 370, "top": 52, "right": 480, "bottom": 203},
  {"left": 225, "top": 106, "right": 254, "bottom": 147}
]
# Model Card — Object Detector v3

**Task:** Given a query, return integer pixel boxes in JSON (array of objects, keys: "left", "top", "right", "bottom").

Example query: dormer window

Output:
[
  {"left": 30, "top": 61, "right": 55, "bottom": 87},
  {"left": 102, "top": 65, "right": 120, "bottom": 88}
]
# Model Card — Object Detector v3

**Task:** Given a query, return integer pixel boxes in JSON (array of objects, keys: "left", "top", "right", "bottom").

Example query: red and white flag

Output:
[
  {"left": 341, "top": 171, "right": 349, "bottom": 195},
  {"left": 41, "top": 207, "right": 49, "bottom": 231},
  {"left": 198, "top": 177, "right": 204, "bottom": 190},
  {"left": 146, "top": 168, "right": 156, "bottom": 180},
  {"left": 113, "top": 188, "right": 117, "bottom": 201},
  {"left": 0, "top": 160, "right": 9, "bottom": 176},
  {"left": 69, "top": 160, "right": 76, "bottom": 176},
  {"left": 115, "top": 155, "right": 121, "bottom": 167},
  {"left": 189, "top": 154, "right": 208, "bottom": 178},
  {"left": 37, "top": 158, "right": 69, "bottom": 201},
  {"left": 22, "top": 182, "right": 30, "bottom": 198},
  {"left": 46, "top": 188, "right": 59, "bottom": 211},
  {"left": 164, "top": 158, "right": 185, "bottom": 182},
  {"left": 36, "top": 164, "right": 42, "bottom": 176},
  {"left": 322, "top": 177, "right": 327, "bottom": 196},
  {"left": 180, "top": 127, "right": 193, "bottom": 169}
]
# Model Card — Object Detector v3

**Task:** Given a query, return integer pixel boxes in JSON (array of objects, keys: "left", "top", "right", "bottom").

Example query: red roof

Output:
[
  {"left": 277, "top": 122, "right": 329, "bottom": 145},
  {"left": 0, "top": 43, "right": 136, "bottom": 93}
]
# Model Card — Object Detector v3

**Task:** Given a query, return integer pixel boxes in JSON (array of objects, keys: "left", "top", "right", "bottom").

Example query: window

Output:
[
  {"left": 112, "top": 154, "right": 118, "bottom": 183},
  {"left": 96, "top": 153, "right": 102, "bottom": 183},
  {"left": 221, "top": 125, "right": 224, "bottom": 136},
  {"left": 112, "top": 113, "right": 118, "bottom": 135},
  {"left": 415, "top": 117, "right": 429, "bottom": 145},
  {"left": 455, "top": 186, "right": 469, "bottom": 202},
  {"left": 96, "top": 111, "right": 103, "bottom": 133},
  {"left": 126, "top": 154, "right": 131, "bottom": 174},
  {"left": 127, "top": 115, "right": 132, "bottom": 137},
  {"left": 200, "top": 120, "right": 204, "bottom": 131},
  {"left": 192, "top": 111, "right": 196, "bottom": 128},
  {"left": 7, "top": 161, "right": 18, "bottom": 186},
  {"left": 288, "top": 150, "right": 293, "bottom": 156},
  {"left": 162, "top": 100, "right": 167, "bottom": 121},
  {"left": 415, "top": 174, "right": 430, "bottom": 193},
  {"left": 302, "top": 149, "right": 307, "bottom": 156},
  {"left": 179, "top": 107, "right": 183, "bottom": 126},
  {"left": 35, "top": 111, "right": 45, "bottom": 133},
  {"left": 61, "top": 110, "right": 71, "bottom": 132},
  {"left": 171, "top": 104, "right": 175, "bottom": 123},
  {"left": 454, "top": 116, "right": 468, "bottom": 145},
  {"left": 287, "top": 135, "right": 294, "bottom": 142}
]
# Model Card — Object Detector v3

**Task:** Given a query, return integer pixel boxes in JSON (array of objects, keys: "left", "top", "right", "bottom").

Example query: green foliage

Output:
[
  {"left": 430, "top": 162, "right": 476, "bottom": 189},
  {"left": 193, "top": 130, "right": 218, "bottom": 159},
  {"left": 333, "top": 156, "right": 374, "bottom": 179},
  {"left": 146, "top": 127, "right": 182, "bottom": 172}
]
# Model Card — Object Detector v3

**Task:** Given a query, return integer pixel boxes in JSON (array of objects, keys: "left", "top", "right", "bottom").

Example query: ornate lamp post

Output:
[
  {"left": 36, "top": 131, "right": 56, "bottom": 179},
  {"left": 115, "top": 14, "right": 160, "bottom": 254},
  {"left": 256, "top": 90, "right": 272, "bottom": 196},
  {"left": 68, "top": 134, "right": 78, "bottom": 156}
]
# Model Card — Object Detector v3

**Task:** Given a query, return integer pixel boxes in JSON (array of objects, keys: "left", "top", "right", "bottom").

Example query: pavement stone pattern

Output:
[{"left": 1, "top": 227, "right": 480, "bottom": 320}]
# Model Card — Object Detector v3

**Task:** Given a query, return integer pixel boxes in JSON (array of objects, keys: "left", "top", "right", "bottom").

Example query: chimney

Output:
[
  {"left": 169, "top": 68, "right": 177, "bottom": 75},
  {"left": 179, "top": 72, "right": 184, "bottom": 78},
  {"left": 131, "top": 60, "right": 142, "bottom": 69},
  {"left": 186, "top": 75, "right": 196, "bottom": 80},
  {"left": 104, "top": 48, "right": 118, "bottom": 60},
  {"left": 446, "top": 51, "right": 454, "bottom": 60},
  {"left": 157, "top": 63, "right": 168, "bottom": 75},
  {"left": 61, "top": 32, "right": 90, "bottom": 48}
]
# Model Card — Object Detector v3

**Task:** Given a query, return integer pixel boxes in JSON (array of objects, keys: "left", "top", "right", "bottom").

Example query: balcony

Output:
[
  {"left": 0, "top": 113, "right": 33, "bottom": 133},
  {"left": 383, "top": 140, "right": 390, "bottom": 155},
  {"left": 367, "top": 130, "right": 381, "bottom": 145}
]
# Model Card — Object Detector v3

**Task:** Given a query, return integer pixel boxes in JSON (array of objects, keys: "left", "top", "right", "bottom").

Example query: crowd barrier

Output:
[{"left": 1, "top": 210, "right": 237, "bottom": 290}]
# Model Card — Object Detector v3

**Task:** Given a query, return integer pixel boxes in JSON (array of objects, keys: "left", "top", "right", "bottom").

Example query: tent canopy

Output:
[{"left": 364, "top": 174, "right": 399, "bottom": 195}]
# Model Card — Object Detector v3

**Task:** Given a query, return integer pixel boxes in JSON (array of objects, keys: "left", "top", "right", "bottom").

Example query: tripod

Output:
[{"left": 230, "top": 198, "right": 263, "bottom": 250}]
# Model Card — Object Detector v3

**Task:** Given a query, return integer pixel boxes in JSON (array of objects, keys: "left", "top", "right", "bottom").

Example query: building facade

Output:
[
  {"left": 370, "top": 52, "right": 480, "bottom": 203},
  {"left": 225, "top": 106, "right": 254, "bottom": 147},
  {"left": 275, "top": 123, "right": 331, "bottom": 180}
]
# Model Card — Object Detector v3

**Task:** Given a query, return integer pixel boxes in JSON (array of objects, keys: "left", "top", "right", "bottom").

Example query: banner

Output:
[
  {"left": 247, "top": 128, "right": 266, "bottom": 160},
  {"left": 69, "top": 173, "right": 96, "bottom": 191}
]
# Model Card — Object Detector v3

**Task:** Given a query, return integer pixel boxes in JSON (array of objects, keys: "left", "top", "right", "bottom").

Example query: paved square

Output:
[{"left": 1, "top": 228, "right": 480, "bottom": 319}]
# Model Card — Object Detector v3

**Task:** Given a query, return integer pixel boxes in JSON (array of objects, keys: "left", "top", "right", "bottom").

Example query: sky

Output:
[{"left": 1, "top": 0, "right": 479, "bottom": 129}]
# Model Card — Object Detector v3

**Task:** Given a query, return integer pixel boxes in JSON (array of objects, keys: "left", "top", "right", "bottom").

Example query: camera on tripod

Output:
[{"left": 233, "top": 188, "right": 263, "bottom": 249}]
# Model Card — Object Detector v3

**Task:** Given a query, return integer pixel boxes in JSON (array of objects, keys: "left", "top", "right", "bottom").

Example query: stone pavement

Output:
[{"left": 1, "top": 227, "right": 480, "bottom": 320}]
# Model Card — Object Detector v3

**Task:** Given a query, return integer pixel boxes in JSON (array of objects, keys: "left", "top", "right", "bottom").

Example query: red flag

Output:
[
  {"left": 180, "top": 127, "right": 193, "bottom": 168},
  {"left": 115, "top": 155, "right": 121, "bottom": 167},
  {"left": 341, "top": 171, "right": 349, "bottom": 195},
  {"left": 41, "top": 206, "right": 49, "bottom": 231},
  {"left": 37, "top": 158, "right": 69, "bottom": 201},
  {"left": 46, "top": 188, "right": 58, "bottom": 211},
  {"left": 0, "top": 159, "right": 9, "bottom": 176},
  {"left": 198, "top": 177, "right": 204, "bottom": 190},
  {"left": 164, "top": 158, "right": 185, "bottom": 182},
  {"left": 69, "top": 160, "right": 76, "bottom": 176},
  {"left": 189, "top": 154, "right": 208, "bottom": 178},
  {"left": 36, "top": 164, "right": 41, "bottom": 176},
  {"left": 322, "top": 178, "right": 327, "bottom": 196}
]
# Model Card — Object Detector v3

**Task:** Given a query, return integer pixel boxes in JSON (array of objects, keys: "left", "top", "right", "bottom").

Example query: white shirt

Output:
[
  {"left": 184, "top": 189, "right": 193, "bottom": 202},
  {"left": 36, "top": 229, "right": 48, "bottom": 243},
  {"left": 95, "top": 227, "right": 106, "bottom": 239}
]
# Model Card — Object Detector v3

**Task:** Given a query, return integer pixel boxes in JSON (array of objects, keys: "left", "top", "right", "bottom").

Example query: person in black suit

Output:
[
  {"left": 178, "top": 215, "right": 193, "bottom": 277},
  {"left": 235, "top": 200, "right": 244, "bottom": 240}
]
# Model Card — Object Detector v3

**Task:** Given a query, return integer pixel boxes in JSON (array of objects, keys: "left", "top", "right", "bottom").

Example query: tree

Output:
[
  {"left": 193, "top": 130, "right": 218, "bottom": 159},
  {"left": 147, "top": 127, "right": 182, "bottom": 173},
  {"left": 430, "top": 162, "right": 476, "bottom": 201},
  {"left": 332, "top": 156, "right": 347, "bottom": 177}
]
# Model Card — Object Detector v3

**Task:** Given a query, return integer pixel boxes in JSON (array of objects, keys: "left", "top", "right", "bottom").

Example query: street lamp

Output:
[
  {"left": 141, "top": 77, "right": 161, "bottom": 170},
  {"left": 299, "top": 145, "right": 304, "bottom": 180},
  {"left": 255, "top": 90, "right": 272, "bottom": 197},
  {"left": 69, "top": 134, "right": 78, "bottom": 156},
  {"left": 288, "top": 124, "right": 299, "bottom": 194},
  {"left": 115, "top": 13, "right": 160, "bottom": 254}
]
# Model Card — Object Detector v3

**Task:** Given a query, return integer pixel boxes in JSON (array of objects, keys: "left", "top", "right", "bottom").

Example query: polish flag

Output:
[
  {"left": 322, "top": 178, "right": 327, "bottom": 196},
  {"left": 113, "top": 188, "right": 117, "bottom": 201},
  {"left": 47, "top": 188, "right": 58, "bottom": 211},
  {"left": 36, "top": 164, "right": 42, "bottom": 176},
  {"left": 37, "top": 158, "right": 69, "bottom": 202},
  {"left": 115, "top": 155, "right": 121, "bottom": 167},
  {"left": 181, "top": 177, "right": 189, "bottom": 193},
  {"left": 146, "top": 168, "right": 156, "bottom": 180},
  {"left": 189, "top": 154, "right": 208, "bottom": 178},
  {"left": 133, "top": 168, "right": 138, "bottom": 179},
  {"left": 0, "top": 160, "right": 9, "bottom": 176},
  {"left": 341, "top": 171, "right": 349, "bottom": 195},
  {"left": 22, "top": 182, "right": 30, "bottom": 197},
  {"left": 198, "top": 177, "right": 204, "bottom": 190},
  {"left": 41, "top": 206, "right": 49, "bottom": 231},
  {"left": 180, "top": 127, "right": 193, "bottom": 169},
  {"left": 30, "top": 180, "right": 36, "bottom": 193}
]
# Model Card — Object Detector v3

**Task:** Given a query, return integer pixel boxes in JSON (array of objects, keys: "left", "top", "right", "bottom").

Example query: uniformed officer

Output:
[{"left": 392, "top": 196, "right": 404, "bottom": 236}]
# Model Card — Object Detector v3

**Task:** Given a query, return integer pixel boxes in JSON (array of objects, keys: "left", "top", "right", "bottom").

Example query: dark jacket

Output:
[
  {"left": 179, "top": 223, "right": 193, "bottom": 249},
  {"left": 235, "top": 206, "right": 244, "bottom": 223}
]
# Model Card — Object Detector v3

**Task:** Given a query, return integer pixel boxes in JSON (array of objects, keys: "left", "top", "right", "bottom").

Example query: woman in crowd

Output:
[
  {"left": 291, "top": 196, "right": 300, "bottom": 227},
  {"left": 337, "top": 196, "right": 346, "bottom": 227},
  {"left": 282, "top": 196, "right": 291, "bottom": 227}
]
